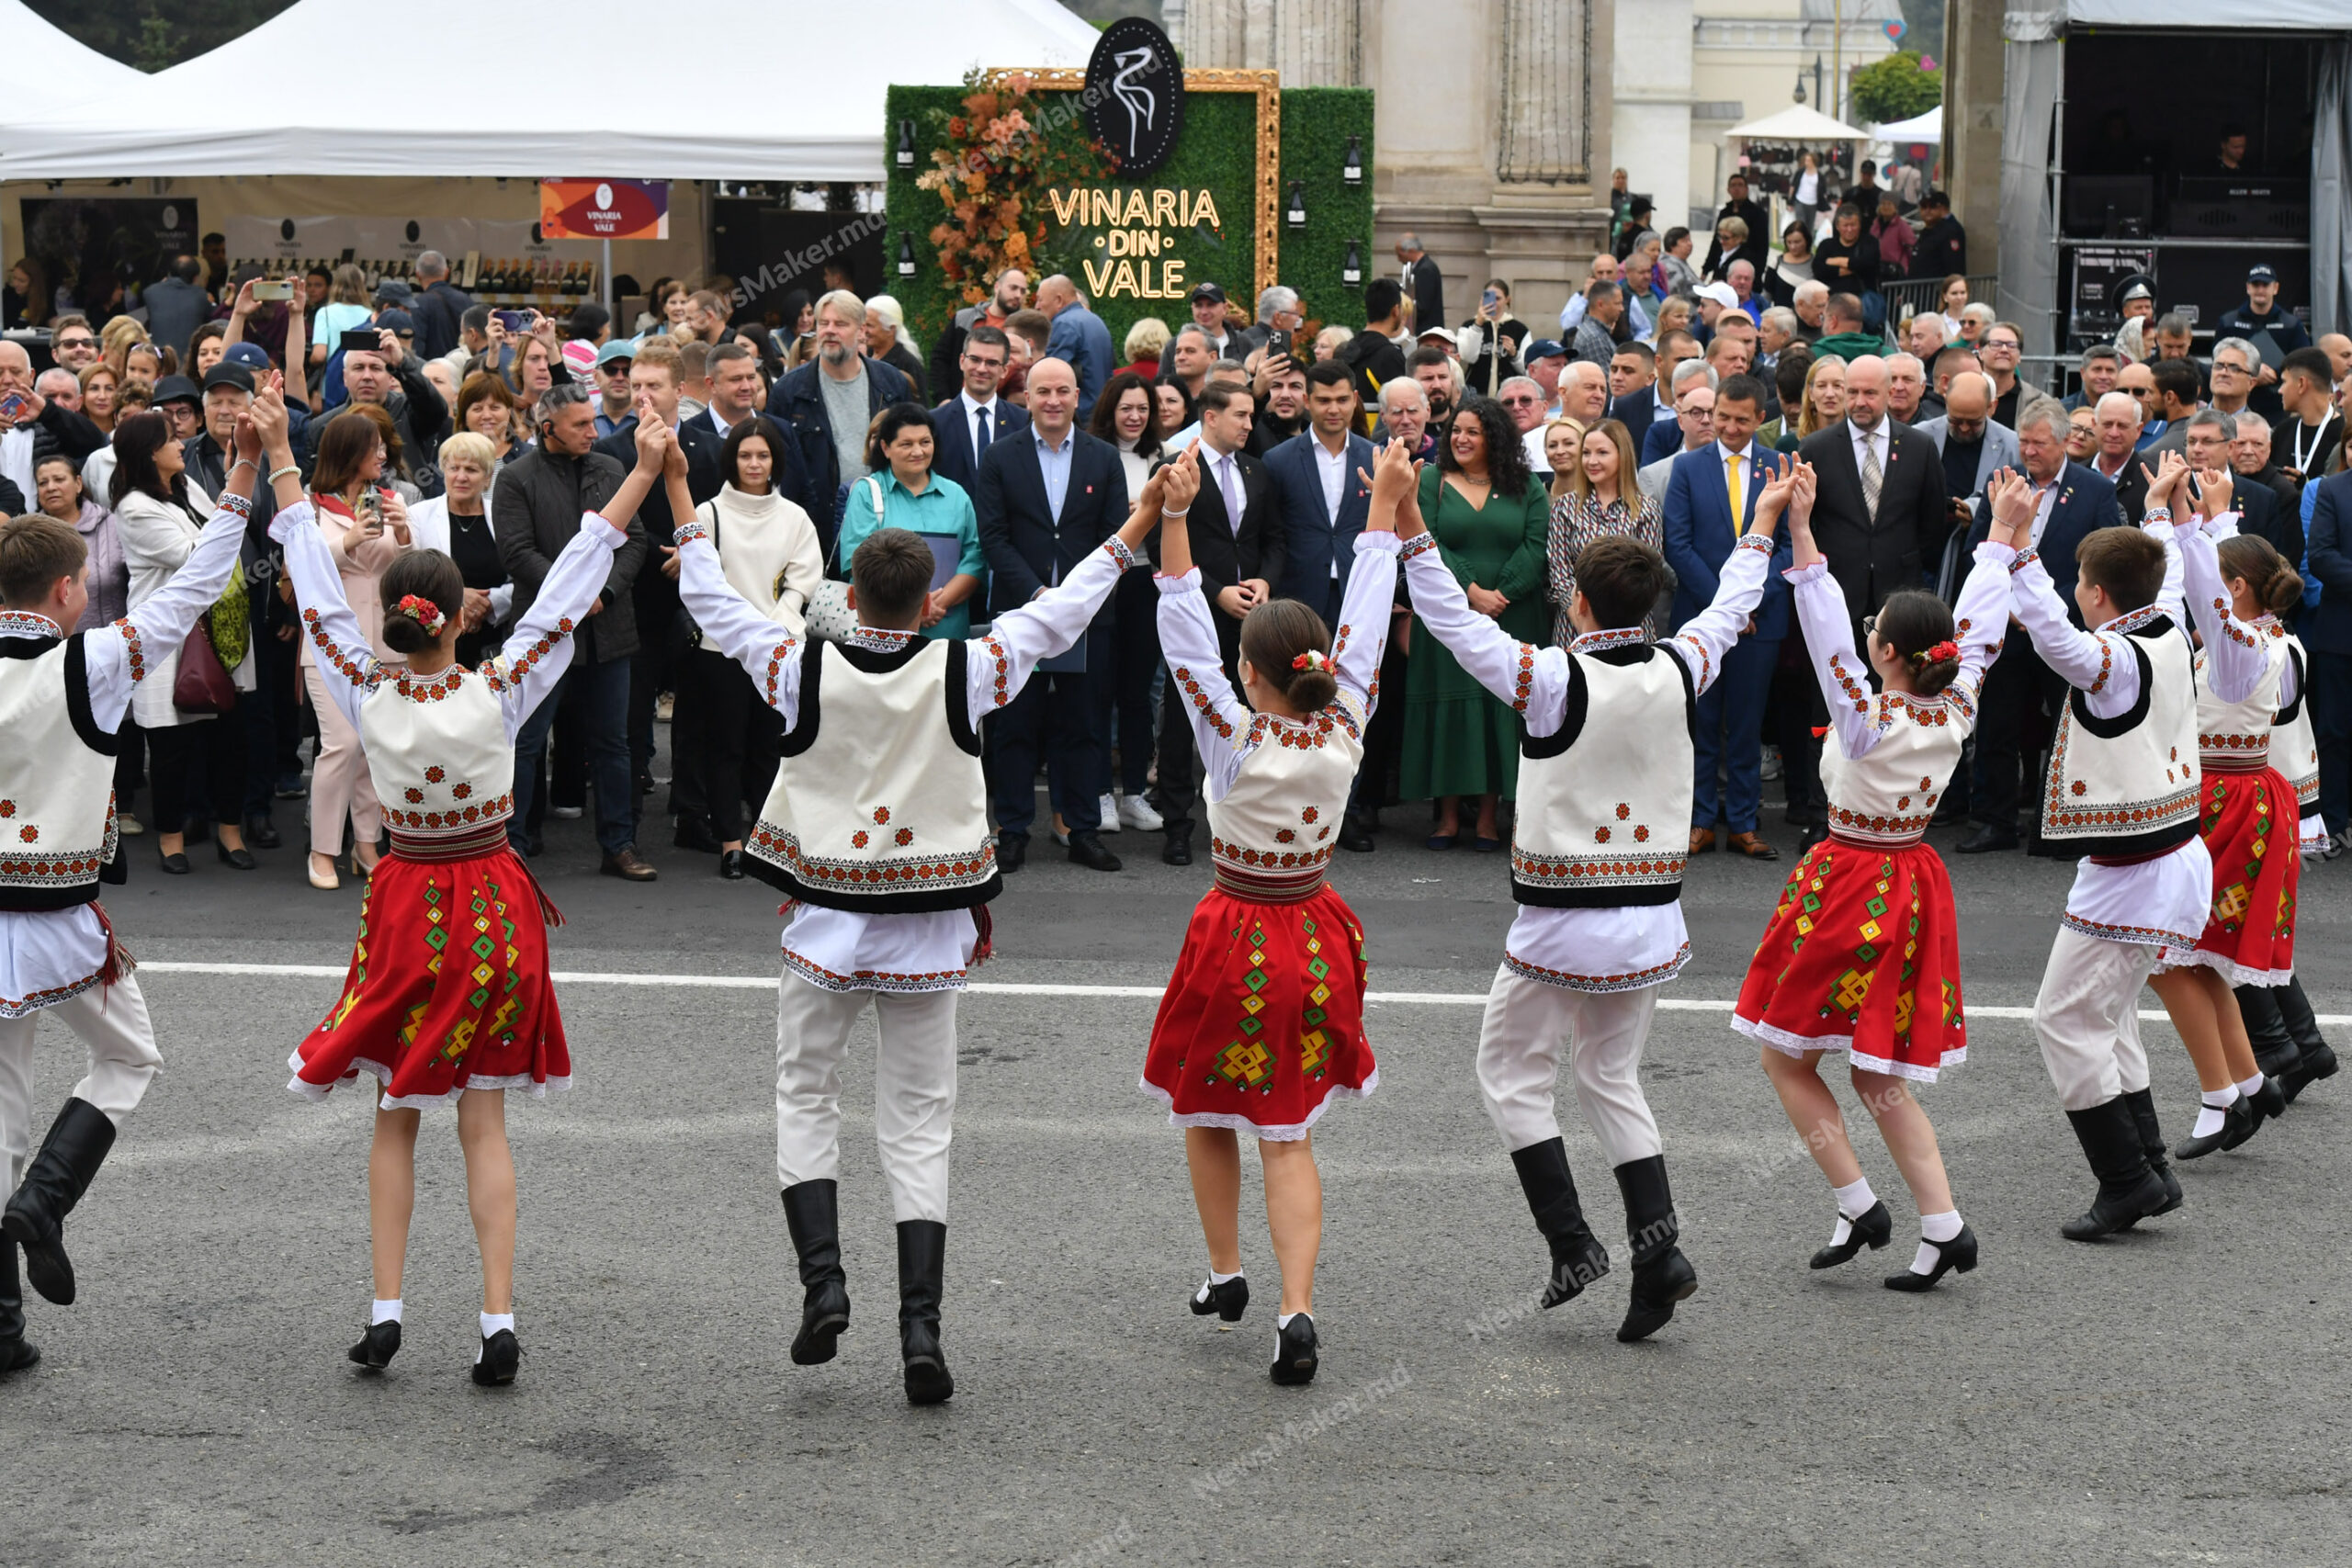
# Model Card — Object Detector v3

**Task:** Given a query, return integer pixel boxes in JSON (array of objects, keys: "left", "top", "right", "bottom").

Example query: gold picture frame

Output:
[{"left": 996, "top": 67, "right": 1281, "bottom": 301}]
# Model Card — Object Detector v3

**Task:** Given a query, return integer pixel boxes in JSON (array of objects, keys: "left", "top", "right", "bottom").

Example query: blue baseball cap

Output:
[{"left": 222, "top": 342, "right": 273, "bottom": 371}]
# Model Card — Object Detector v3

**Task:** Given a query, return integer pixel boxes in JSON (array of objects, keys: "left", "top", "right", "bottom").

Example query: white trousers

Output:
[
  {"left": 2031, "top": 926, "right": 2157, "bottom": 1111},
  {"left": 0, "top": 976, "right": 161, "bottom": 1187},
  {"left": 1476, "top": 964, "right": 1664, "bottom": 1168},
  {"left": 775, "top": 972, "right": 959, "bottom": 1224}
]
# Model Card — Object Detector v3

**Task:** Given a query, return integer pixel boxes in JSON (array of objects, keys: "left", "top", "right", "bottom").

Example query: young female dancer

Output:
[
  {"left": 1733, "top": 459, "right": 2007, "bottom": 1290},
  {"left": 276, "top": 411, "right": 671, "bottom": 1383},
  {"left": 1141, "top": 439, "right": 1408, "bottom": 1387},
  {"left": 2150, "top": 467, "right": 2297, "bottom": 1157}
]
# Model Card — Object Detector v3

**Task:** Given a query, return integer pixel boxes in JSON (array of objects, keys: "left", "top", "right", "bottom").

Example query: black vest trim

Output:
[
  {"left": 1512, "top": 879, "right": 1684, "bottom": 909},
  {"left": 2068, "top": 637, "right": 2156, "bottom": 739},
  {"left": 2274, "top": 645, "right": 2307, "bottom": 728},
  {"left": 745, "top": 850, "right": 1003, "bottom": 914},
  {"left": 2058, "top": 816, "right": 2200, "bottom": 862},
  {"left": 942, "top": 640, "right": 980, "bottom": 756},
  {"left": 0, "top": 881, "right": 104, "bottom": 912},
  {"left": 62, "top": 635, "right": 120, "bottom": 757},
  {"left": 778, "top": 639, "right": 823, "bottom": 757},
  {"left": 830, "top": 639, "right": 933, "bottom": 675},
  {"left": 0, "top": 634, "right": 61, "bottom": 660}
]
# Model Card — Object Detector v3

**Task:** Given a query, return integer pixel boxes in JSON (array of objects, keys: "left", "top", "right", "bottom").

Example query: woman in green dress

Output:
[{"left": 1400, "top": 394, "right": 1551, "bottom": 850}]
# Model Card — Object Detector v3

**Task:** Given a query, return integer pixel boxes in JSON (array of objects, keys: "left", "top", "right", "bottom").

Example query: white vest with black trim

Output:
[
  {"left": 2271, "top": 632, "right": 2319, "bottom": 808},
  {"left": 2040, "top": 614, "right": 2200, "bottom": 856},
  {"left": 0, "top": 632, "right": 123, "bottom": 910},
  {"left": 1821, "top": 694, "right": 1965, "bottom": 848},
  {"left": 1511, "top": 639, "right": 1695, "bottom": 906},
  {"left": 748, "top": 637, "right": 999, "bottom": 912},
  {"left": 2192, "top": 618, "right": 2289, "bottom": 771}
]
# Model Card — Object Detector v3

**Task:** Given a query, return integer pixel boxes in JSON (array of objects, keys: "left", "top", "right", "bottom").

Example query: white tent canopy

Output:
[
  {"left": 1, "top": 0, "right": 1100, "bottom": 180},
  {"left": 1874, "top": 106, "right": 1943, "bottom": 142},
  {"left": 0, "top": 1, "right": 148, "bottom": 114},
  {"left": 1722, "top": 104, "right": 1873, "bottom": 143}
]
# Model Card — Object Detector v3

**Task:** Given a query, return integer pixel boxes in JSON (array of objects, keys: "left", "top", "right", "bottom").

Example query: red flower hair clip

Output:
[
  {"left": 395, "top": 594, "right": 447, "bottom": 637},
  {"left": 1291, "top": 649, "right": 1331, "bottom": 672},
  {"left": 1912, "top": 638, "right": 1959, "bottom": 665}
]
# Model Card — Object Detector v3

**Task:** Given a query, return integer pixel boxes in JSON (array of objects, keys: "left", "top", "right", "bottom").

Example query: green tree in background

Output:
[
  {"left": 1849, "top": 51, "right": 1943, "bottom": 127},
  {"left": 28, "top": 0, "right": 299, "bottom": 72}
]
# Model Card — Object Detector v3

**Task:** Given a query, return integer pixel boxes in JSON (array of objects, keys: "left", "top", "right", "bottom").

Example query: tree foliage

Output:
[
  {"left": 1849, "top": 51, "right": 1943, "bottom": 126},
  {"left": 27, "top": 0, "right": 299, "bottom": 73}
]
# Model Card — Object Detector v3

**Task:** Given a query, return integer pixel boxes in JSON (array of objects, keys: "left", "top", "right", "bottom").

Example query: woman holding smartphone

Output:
[{"left": 301, "top": 412, "right": 412, "bottom": 889}]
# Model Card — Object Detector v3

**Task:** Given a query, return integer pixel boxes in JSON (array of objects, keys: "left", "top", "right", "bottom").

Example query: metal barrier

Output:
[{"left": 1881, "top": 273, "right": 1997, "bottom": 325}]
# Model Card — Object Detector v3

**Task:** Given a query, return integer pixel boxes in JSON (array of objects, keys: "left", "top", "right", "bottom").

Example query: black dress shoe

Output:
[
  {"left": 0, "top": 1336, "right": 35, "bottom": 1375},
  {"left": 1269, "top": 1314, "right": 1319, "bottom": 1385},
  {"left": 243, "top": 816, "right": 282, "bottom": 850},
  {"left": 1337, "top": 818, "right": 1375, "bottom": 853},
  {"left": 1190, "top": 1275, "right": 1249, "bottom": 1322},
  {"left": 1955, "top": 822, "right": 2019, "bottom": 854},
  {"left": 1161, "top": 831, "right": 1193, "bottom": 867},
  {"left": 470, "top": 1328, "right": 520, "bottom": 1386},
  {"left": 2219, "top": 1085, "right": 2272, "bottom": 1149},
  {"left": 1067, "top": 831, "right": 1122, "bottom": 872},
  {"left": 673, "top": 815, "right": 723, "bottom": 854},
  {"left": 718, "top": 849, "right": 747, "bottom": 881},
  {"left": 215, "top": 840, "right": 257, "bottom": 871},
  {"left": 348, "top": 1319, "right": 401, "bottom": 1371},
  {"left": 1808, "top": 1199, "right": 1894, "bottom": 1269},
  {"left": 1883, "top": 1224, "right": 1979, "bottom": 1292},
  {"left": 996, "top": 833, "right": 1028, "bottom": 874},
  {"left": 2176, "top": 1097, "right": 2254, "bottom": 1160},
  {"left": 158, "top": 849, "right": 191, "bottom": 875}
]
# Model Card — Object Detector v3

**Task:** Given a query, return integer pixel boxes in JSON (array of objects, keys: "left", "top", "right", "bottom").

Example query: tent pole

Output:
[{"left": 602, "top": 237, "right": 612, "bottom": 316}]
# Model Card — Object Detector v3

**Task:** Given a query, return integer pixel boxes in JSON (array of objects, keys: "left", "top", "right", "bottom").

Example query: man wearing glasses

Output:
[
  {"left": 48, "top": 319, "right": 100, "bottom": 375},
  {"left": 2205, "top": 337, "right": 2267, "bottom": 420},
  {"left": 591, "top": 341, "right": 636, "bottom": 437},
  {"left": 1977, "top": 321, "right": 2063, "bottom": 434}
]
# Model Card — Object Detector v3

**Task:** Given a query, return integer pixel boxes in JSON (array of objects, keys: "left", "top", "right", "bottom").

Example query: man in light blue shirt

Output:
[{"left": 1035, "top": 274, "right": 1114, "bottom": 424}]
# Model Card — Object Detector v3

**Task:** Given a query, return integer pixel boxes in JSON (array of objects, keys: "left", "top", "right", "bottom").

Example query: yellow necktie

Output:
[{"left": 1725, "top": 453, "right": 1746, "bottom": 532}]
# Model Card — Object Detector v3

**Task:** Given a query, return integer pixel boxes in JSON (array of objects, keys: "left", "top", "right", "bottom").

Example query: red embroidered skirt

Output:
[
  {"left": 288, "top": 841, "right": 571, "bottom": 1109},
  {"left": 1732, "top": 837, "right": 1967, "bottom": 1082},
  {"left": 1141, "top": 885, "right": 1375, "bottom": 1140},
  {"left": 2167, "top": 764, "right": 2298, "bottom": 987}
]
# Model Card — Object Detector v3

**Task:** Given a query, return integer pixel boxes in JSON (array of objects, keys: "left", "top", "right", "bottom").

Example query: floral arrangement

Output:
[{"left": 914, "top": 68, "right": 1112, "bottom": 307}]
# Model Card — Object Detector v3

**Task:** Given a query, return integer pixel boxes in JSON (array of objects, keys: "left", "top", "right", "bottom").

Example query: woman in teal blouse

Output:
[
  {"left": 1400, "top": 395, "right": 1550, "bottom": 849},
  {"left": 836, "top": 401, "right": 988, "bottom": 638}
]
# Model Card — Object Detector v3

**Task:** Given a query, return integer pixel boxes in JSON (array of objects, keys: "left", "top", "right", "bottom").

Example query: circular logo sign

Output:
[
  {"left": 1085, "top": 17, "right": 1184, "bottom": 175},
  {"left": 595, "top": 183, "right": 615, "bottom": 211},
  {"left": 161, "top": 205, "right": 179, "bottom": 229},
  {"left": 279, "top": 219, "right": 296, "bottom": 242}
]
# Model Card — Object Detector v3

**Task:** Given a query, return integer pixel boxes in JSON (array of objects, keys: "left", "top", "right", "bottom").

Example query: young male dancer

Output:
[
  {"left": 0, "top": 387, "right": 283, "bottom": 1370},
  {"left": 672, "top": 441, "right": 1188, "bottom": 1404},
  {"left": 1402, "top": 441, "right": 1794, "bottom": 1343},
  {"left": 1983, "top": 454, "right": 2211, "bottom": 1238}
]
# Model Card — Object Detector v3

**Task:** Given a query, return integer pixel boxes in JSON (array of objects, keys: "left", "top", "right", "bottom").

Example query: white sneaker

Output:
[
  {"left": 551, "top": 805, "right": 583, "bottom": 819},
  {"left": 1096, "top": 792, "right": 1122, "bottom": 832},
  {"left": 117, "top": 812, "right": 146, "bottom": 837},
  {"left": 1118, "top": 794, "right": 1164, "bottom": 831}
]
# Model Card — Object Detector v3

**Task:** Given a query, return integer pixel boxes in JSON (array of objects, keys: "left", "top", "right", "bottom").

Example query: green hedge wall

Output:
[{"left": 884, "top": 82, "right": 1375, "bottom": 359}]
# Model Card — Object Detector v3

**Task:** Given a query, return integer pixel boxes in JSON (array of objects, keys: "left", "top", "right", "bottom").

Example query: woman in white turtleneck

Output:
[
  {"left": 665, "top": 414, "right": 823, "bottom": 879},
  {"left": 1088, "top": 369, "right": 1170, "bottom": 832}
]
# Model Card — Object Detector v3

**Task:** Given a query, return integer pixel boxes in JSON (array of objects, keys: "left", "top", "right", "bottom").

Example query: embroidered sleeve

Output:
[
  {"left": 2007, "top": 546, "right": 2140, "bottom": 719},
  {"left": 2175, "top": 513, "right": 2270, "bottom": 703},
  {"left": 272, "top": 503, "right": 381, "bottom": 734},
  {"left": 959, "top": 540, "right": 1128, "bottom": 728},
  {"left": 2007, "top": 547, "right": 2040, "bottom": 574},
  {"left": 673, "top": 517, "right": 712, "bottom": 548},
  {"left": 484, "top": 514, "right": 628, "bottom": 738},
  {"left": 674, "top": 521, "right": 806, "bottom": 726},
  {"left": 760, "top": 637, "right": 800, "bottom": 710},
  {"left": 1400, "top": 539, "right": 1571, "bottom": 735},
  {"left": 1790, "top": 562, "right": 1881, "bottom": 760},
  {"left": 1735, "top": 531, "right": 1773, "bottom": 555},
  {"left": 1398, "top": 530, "right": 1442, "bottom": 563},
  {"left": 1102, "top": 536, "right": 1138, "bottom": 572},
  {"left": 1330, "top": 533, "right": 1402, "bottom": 718},
  {"left": 96, "top": 496, "right": 257, "bottom": 718},
  {"left": 1155, "top": 570, "right": 1250, "bottom": 796},
  {"left": 1941, "top": 544, "right": 2015, "bottom": 739},
  {"left": 113, "top": 619, "right": 146, "bottom": 683}
]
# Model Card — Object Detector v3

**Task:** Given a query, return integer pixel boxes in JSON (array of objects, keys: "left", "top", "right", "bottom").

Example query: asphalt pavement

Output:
[{"left": 6, "top": 784, "right": 2348, "bottom": 1567}]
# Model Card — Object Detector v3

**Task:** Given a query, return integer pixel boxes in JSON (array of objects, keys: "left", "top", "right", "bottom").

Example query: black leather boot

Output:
[
  {"left": 0, "top": 1238, "right": 37, "bottom": 1374},
  {"left": 2236, "top": 984, "right": 2302, "bottom": 1082},
  {"left": 2061, "top": 1099, "right": 2168, "bottom": 1241},
  {"left": 897, "top": 1220, "right": 953, "bottom": 1405},
  {"left": 1508, "top": 1138, "right": 1610, "bottom": 1307},
  {"left": 3, "top": 1098, "right": 117, "bottom": 1305},
  {"left": 781, "top": 1180, "right": 850, "bottom": 1366},
  {"left": 1611, "top": 1156, "right": 1697, "bottom": 1343},
  {"left": 2120, "top": 1089, "right": 2183, "bottom": 1216},
  {"left": 2277, "top": 977, "right": 2339, "bottom": 1103}
]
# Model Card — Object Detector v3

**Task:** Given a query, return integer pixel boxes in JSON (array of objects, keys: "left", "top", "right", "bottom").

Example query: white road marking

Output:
[{"left": 130, "top": 961, "right": 2351, "bottom": 1024}]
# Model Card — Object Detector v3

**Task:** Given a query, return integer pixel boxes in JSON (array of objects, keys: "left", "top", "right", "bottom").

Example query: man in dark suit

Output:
[
  {"left": 593, "top": 339, "right": 729, "bottom": 833},
  {"left": 1796, "top": 355, "right": 1955, "bottom": 626},
  {"left": 929, "top": 323, "right": 1028, "bottom": 493},
  {"left": 1663, "top": 373, "right": 1792, "bottom": 860},
  {"left": 764, "top": 290, "right": 911, "bottom": 558},
  {"left": 1954, "top": 404, "right": 2118, "bottom": 852},
  {"left": 2082, "top": 389, "right": 2151, "bottom": 525},
  {"left": 1395, "top": 233, "right": 1444, "bottom": 335},
  {"left": 973, "top": 355, "right": 1130, "bottom": 872},
  {"left": 2303, "top": 468, "right": 2352, "bottom": 839},
  {"left": 1151, "top": 381, "right": 1286, "bottom": 865}
]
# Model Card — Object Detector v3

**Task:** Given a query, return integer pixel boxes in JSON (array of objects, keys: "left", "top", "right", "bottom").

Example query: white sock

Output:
[
  {"left": 1828, "top": 1177, "right": 1877, "bottom": 1246},
  {"left": 480, "top": 1312, "right": 514, "bottom": 1340},
  {"left": 2192, "top": 1087, "right": 2240, "bottom": 1139},
  {"left": 1911, "top": 1209, "right": 1963, "bottom": 1275},
  {"left": 1276, "top": 1311, "right": 1306, "bottom": 1330},
  {"left": 2236, "top": 1071, "right": 2267, "bottom": 1100},
  {"left": 370, "top": 1298, "right": 402, "bottom": 1326},
  {"left": 1194, "top": 1269, "right": 1242, "bottom": 1303}
]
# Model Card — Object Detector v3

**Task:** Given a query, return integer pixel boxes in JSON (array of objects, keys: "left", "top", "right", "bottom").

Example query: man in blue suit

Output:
[
  {"left": 973, "top": 356, "right": 1131, "bottom": 873},
  {"left": 1035, "top": 274, "right": 1114, "bottom": 425},
  {"left": 1663, "top": 373, "right": 1792, "bottom": 859},
  {"left": 1267, "top": 362, "right": 1383, "bottom": 851},
  {"left": 1955, "top": 403, "right": 2120, "bottom": 852},
  {"left": 2302, "top": 467, "right": 2352, "bottom": 839},
  {"left": 928, "top": 323, "right": 1028, "bottom": 494},
  {"left": 1641, "top": 354, "right": 1716, "bottom": 466}
]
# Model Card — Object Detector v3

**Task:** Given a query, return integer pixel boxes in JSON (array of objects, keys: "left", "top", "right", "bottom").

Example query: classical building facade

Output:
[{"left": 1170, "top": 0, "right": 1613, "bottom": 331}]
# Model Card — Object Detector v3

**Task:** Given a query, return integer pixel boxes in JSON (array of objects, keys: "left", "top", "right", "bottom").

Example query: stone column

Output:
[
  {"left": 1942, "top": 0, "right": 2005, "bottom": 274},
  {"left": 1611, "top": 0, "right": 1692, "bottom": 242}
]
